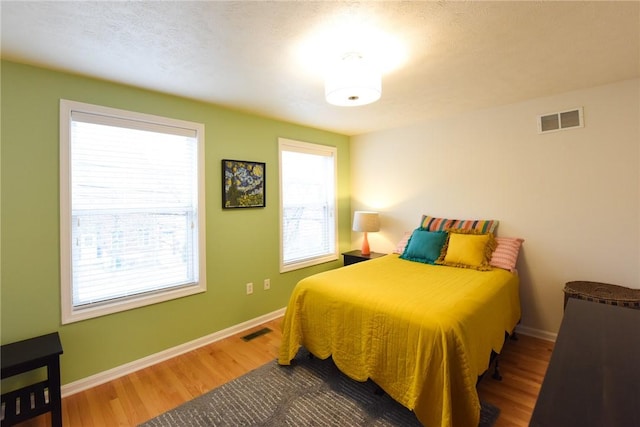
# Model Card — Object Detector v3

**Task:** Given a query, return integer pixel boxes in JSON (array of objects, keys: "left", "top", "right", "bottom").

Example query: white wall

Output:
[{"left": 350, "top": 78, "right": 640, "bottom": 338}]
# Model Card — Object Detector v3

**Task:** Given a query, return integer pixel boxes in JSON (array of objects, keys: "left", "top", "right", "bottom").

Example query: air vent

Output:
[{"left": 537, "top": 107, "right": 584, "bottom": 134}]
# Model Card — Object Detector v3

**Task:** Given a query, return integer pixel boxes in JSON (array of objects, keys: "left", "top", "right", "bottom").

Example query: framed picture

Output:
[{"left": 222, "top": 159, "right": 266, "bottom": 209}]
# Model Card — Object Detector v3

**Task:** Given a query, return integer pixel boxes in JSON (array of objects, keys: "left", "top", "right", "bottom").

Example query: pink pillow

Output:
[
  {"left": 490, "top": 237, "right": 524, "bottom": 272},
  {"left": 393, "top": 231, "right": 412, "bottom": 254}
]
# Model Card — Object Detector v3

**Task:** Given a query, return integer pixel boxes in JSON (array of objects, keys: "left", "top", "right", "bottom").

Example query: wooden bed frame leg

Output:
[
  {"left": 492, "top": 357, "right": 503, "bottom": 381},
  {"left": 489, "top": 329, "right": 518, "bottom": 381}
]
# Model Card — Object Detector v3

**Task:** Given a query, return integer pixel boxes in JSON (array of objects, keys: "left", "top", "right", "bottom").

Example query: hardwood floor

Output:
[
  {"left": 477, "top": 333, "right": 554, "bottom": 427},
  {"left": 13, "top": 317, "right": 553, "bottom": 427}
]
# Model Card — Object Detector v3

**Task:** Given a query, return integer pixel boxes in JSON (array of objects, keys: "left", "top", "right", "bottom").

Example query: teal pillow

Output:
[{"left": 399, "top": 229, "right": 447, "bottom": 264}]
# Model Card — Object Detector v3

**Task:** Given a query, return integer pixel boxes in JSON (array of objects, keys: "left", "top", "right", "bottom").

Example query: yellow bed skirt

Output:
[{"left": 278, "top": 254, "right": 521, "bottom": 427}]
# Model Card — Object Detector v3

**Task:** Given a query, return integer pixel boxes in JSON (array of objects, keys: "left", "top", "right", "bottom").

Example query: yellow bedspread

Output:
[{"left": 278, "top": 254, "right": 520, "bottom": 427}]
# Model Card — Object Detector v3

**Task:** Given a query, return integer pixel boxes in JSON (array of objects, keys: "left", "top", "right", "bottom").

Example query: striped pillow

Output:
[
  {"left": 419, "top": 215, "right": 499, "bottom": 234},
  {"left": 489, "top": 237, "right": 524, "bottom": 272},
  {"left": 392, "top": 231, "right": 412, "bottom": 254}
]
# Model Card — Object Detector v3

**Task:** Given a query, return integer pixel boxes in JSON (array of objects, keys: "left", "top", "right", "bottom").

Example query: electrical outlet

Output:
[
  {"left": 263, "top": 279, "right": 271, "bottom": 290},
  {"left": 246, "top": 282, "right": 253, "bottom": 295}
]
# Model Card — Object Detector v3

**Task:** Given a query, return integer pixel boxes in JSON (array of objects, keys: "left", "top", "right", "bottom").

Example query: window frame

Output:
[
  {"left": 278, "top": 137, "right": 338, "bottom": 272},
  {"left": 59, "top": 99, "right": 206, "bottom": 324}
]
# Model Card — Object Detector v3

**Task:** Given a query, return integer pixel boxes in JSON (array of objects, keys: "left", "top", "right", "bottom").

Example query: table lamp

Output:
[{"left": 352, "top": 211, "right": 380, "bottom": 255}]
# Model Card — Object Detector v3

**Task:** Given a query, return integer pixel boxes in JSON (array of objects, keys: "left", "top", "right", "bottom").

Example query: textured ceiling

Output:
[{"left": 2, "top": 1, "right": 639, "bottom": 135}]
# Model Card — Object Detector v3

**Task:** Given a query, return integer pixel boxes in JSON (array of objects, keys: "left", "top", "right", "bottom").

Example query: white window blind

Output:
[
  {"left": 60, "top": 100, "right": 206, "bottom": 323},
  {"left": 279, "top": 138, "right": 338, "bottom": 272}
]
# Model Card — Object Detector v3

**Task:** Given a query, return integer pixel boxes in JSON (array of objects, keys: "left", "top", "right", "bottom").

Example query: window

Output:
[
  {"left": 279, "top": 138, "right": 338, "bottom": 272},
  {"left": 60, "top": 100, "right": 206, "bottom": 324}
]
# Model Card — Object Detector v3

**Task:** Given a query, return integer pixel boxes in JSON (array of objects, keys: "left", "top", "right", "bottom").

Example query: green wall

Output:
[{"left": 0, "top": 60, "right": 351, "bottom": 384}]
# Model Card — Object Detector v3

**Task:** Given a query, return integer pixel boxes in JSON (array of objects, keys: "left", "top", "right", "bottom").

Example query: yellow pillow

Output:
[{"left": 436, "top": 230, "right": 496, "bottom": 271}]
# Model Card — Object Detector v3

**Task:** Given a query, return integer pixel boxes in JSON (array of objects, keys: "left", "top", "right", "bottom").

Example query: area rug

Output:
[{"left": 140, "top": 348, "right": 500, "bottom": 427}]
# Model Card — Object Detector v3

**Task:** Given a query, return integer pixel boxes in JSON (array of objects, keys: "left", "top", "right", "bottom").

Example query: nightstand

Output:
[{"left": 342, "top": 250, "right": 386, "bottom": 266}]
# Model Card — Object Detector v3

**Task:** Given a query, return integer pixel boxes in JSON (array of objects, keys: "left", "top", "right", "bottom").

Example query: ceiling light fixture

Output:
[{"left": 325, "top": 52, "right": 381, "bottom": 107}]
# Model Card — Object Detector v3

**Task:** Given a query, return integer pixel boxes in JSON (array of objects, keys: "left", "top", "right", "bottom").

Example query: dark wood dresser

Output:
[{"left": 530, "top": 298, "right": 640, "bottom": 426}]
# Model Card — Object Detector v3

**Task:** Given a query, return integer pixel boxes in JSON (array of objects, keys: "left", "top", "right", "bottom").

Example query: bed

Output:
[{"left": 278, "top": 216, "right": 522, "bottom": 427}]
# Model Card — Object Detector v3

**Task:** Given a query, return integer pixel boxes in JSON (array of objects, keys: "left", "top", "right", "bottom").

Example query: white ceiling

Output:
[{"left": 2, "top": 1, "right": 639, "bottom": 136}]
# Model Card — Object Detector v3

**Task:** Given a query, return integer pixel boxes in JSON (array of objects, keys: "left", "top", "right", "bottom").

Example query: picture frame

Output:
[{"left": 222, "top": 159, "right": 266, "bottom": 209}]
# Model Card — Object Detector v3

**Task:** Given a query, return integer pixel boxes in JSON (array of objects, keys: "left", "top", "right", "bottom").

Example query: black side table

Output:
[
  {"left": 342, "top": 250, "right": 386, "bottom": 266},
  {"left": 1, "top": 332, "right": 63, "bottom": 427}
]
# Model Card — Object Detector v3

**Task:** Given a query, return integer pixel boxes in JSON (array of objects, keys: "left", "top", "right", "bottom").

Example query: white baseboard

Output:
[
  {"left": 61, "top": 307, "right": 286, "bottom": 398},
  {"left": 516, "top": 325, "right": 557, "bottom": 342}
]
